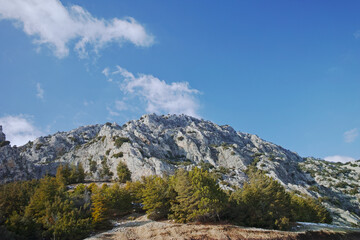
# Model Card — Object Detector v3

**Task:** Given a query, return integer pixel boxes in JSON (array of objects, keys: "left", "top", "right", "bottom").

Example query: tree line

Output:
[{"left": 0, "top": 163, "right": 331, "bottom": 239}]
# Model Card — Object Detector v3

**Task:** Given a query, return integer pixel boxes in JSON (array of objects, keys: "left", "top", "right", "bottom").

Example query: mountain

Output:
[{"left": 0, "top": 113, "right": 359, "bottom": 226}]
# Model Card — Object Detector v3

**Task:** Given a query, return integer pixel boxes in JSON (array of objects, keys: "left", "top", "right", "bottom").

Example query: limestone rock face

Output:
[
  {"left": 0, "top": 126, "right": 5, "bottom": 142},
  {"left": 0, "top": 114, "right": 359, "bottom": 226},
  {"left": 0, "top": 145, "right": 36, "bottom": 184}
]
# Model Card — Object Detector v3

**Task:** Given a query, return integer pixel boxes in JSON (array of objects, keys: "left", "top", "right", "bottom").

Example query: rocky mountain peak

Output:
[
  {"left": 0, "top": 114, "right": 359, "bottom": 226},
  {"left": 0, "top": 125, "right": 6, "bottom": 142}
]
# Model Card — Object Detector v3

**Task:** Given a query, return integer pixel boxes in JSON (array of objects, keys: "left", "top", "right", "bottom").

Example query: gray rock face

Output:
[
  {"left": 0, "top": 145, "right": 36, "bottom": 184},
  {"left": 0, "top": 126, "right": 5, "bottom": 142},
  {"left": 0, "top": 114, "right": 359, "bottom": 226}
]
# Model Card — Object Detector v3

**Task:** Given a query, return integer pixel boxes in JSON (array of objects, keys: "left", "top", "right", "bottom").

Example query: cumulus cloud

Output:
[
  {"left": 324, "top": 155, "right": 355, "bottom": 163},
  {"left": 0, "top": 0, "right": 154, "bottom": 58},
  {"left": 36, "top": 82, "right": 44, "bottom": 99},
  {"left": 344, "top": 128, "right": 358, "bottom": 143},
  {"left": 106, "top": 66, "right": 200, "bottom": 117},
  {"left": 0, "top": 115, "right": 43, "bottom": 146}
]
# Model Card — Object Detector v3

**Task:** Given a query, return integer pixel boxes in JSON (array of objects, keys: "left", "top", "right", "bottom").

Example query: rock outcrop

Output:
[
  {"left": 0, "top": 126, "right": 5, "bottom": 142},
  {"left": 0, "top": 114, "right": 359, "bottom": 226}
]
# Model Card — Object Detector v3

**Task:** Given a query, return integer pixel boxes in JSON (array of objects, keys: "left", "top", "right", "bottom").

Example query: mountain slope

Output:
[{"left": 0, "top": 114, "right": 359, "bottom": 226}]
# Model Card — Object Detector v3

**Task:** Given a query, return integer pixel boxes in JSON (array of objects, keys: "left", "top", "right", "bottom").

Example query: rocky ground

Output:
[{"left": 85, "top": 215, "right": 360, "bottom": 240}]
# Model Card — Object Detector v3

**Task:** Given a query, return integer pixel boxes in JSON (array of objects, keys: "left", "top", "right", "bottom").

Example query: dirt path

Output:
[{"left": 85, "top": 215, "right": 360, "bottom": 240}]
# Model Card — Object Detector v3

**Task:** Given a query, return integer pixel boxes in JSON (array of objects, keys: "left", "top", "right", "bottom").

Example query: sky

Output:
[{"left": 0, "top": 0, "right": 359, "bottom": 163}]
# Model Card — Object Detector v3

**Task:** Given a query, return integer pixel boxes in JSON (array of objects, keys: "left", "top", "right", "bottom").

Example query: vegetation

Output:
[
  {"left": 170, "top": 168, "right": 227, "bottom": 223},
  {"left": 0, "top": 140, "right": 10, "bottom": 147},
  {"left": 116, "top": 161, "right": 131, "bottom": 183},
  {"left": 56, "top": 163, "right": 85, "bottom": 185},
  {"left": 113, "top": 136, "right": 130, "bottom": 148},
  {"left": 100, "top": 157, "right": 113, "bottom": 178},
  {"left": 230, "top": 170, "right": 292, "bottom": 230},
  {"left": 0, "top": 165, "right": 333, "bottom": 239},
  {"left": 112, "top": 152, "right": 123, "bottom": 158}
]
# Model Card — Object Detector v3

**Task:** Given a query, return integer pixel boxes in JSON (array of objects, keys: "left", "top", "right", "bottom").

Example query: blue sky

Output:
[{"left": 0, "top": 0, "right": 359, "bottom": 162}]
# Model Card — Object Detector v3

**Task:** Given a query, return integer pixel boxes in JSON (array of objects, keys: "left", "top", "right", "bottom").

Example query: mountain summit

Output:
[{"left": 0, "top": 114, "right": 359, "bottom": 226}]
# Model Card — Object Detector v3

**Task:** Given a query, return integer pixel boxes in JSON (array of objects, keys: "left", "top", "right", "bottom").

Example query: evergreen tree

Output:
[
  {"left": 290, "top": 193, "right": 332, "bottom": 223},
  {"left": 116, "top": 161, "right": 131, "bottom": 183},
  {"left": 230, "top": 171, "right": 291, "bottom": 230},
  {"left": 104, "top": 184, "right": 132, "bottom": 216},
  {"left": 141, "top": 176, "right": 175, "bottom": 220},
  {"left": 91, "top": 185, "right": 110, "bottom": 229},
  {"left": 170, "top": 167, "right": 227, "bottom": 223}
]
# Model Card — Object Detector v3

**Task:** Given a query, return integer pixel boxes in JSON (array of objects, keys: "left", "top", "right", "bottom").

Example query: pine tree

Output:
[
  {"left": 170, "top": 167, "right": 227, "bottom": 223},
  {"left": 117, "top": 161, "right": 131, "bottom": 183},
  {"left": 141, "top": 176, "right": 174, "bottom": 220},
  {"left": 230, "top": 171, "right": 291, "bottom": 230},
  {"left": 290, "top": 193, "right": 332, "bottom": 223}
]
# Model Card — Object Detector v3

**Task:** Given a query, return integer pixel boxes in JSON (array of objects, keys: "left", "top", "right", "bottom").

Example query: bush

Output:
[
  {"left": 113, "top": 136, "right": 130, "bottom": 148},
  {"left": 308, "top": 185, "right": 320, "bottom": 193},
  {"left": 199, "top": 160, "right": 214, "bottom": 171},
  {"left": 112, "top": 152, "right": 123, "bottom": 158},
  {"left": 100, "top": 157, "right": 113, "bottom": 179}
]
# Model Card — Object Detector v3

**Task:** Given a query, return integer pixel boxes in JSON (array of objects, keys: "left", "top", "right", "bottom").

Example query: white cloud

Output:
[
  {"left": 0, "top": 115, "right": 43, "bottom": 146},
  {"left": 115, "top": 100, "right": 128, "bottom": 111},
  {"left": 344, "top": 128, "right": 358, "bottom": 143},
  {"left": 106, "top": 107, "right": 120, "bottom": 116},
  {"left": 0, "top": 0, "right": 154, "bottom": 58},
  {"left": 108, "top": 66, "right": 200, "bottom": 117},
  {"left": 324, "top": 155, "right": 355, "bottom": 163},
  {"left": 102, "top": 67, "right": 110, "bottom": 77},
  {"left": 83, "top": 100, "right": 94, "bottom": 106},
  {"left": 36, "top": 82, "right": 44, "bottom": 99}
]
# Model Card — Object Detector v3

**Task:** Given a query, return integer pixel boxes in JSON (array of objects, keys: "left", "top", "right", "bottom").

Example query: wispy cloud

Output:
[
  {"left": 0, "top": 0, "right": 154, "bottom": 58},
  {"left": 36, "top": 82, "right": 44, "bottom": 99},
  {"left": 106, "top": 107, "right": 120, "bottom": 117},
  {"left": 115, "top": 100, "right": 128, "bottom": 111},
  {"left": 324, "top": 155, "right": 355, "bottom": 163},
  {"left": 0, "top": 115, "right": 43, "bottom": 146},
  {"left": 344, "top": 128, "right": 358, "bottom": 143},
  {"left": 102, "top": 67, "right": 110, "bottom": 77},
  {"left": 83, "top": 100, "right": 94, "bottom": 107},
  {"left": 105, "top": 66, "right": 201, "bottom": 117}
]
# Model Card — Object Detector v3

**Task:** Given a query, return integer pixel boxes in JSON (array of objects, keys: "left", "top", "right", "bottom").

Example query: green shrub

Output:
[
  {"left": 100, "top": 157, "right": 113, "bottom": 178},
  {"left": 199, "top": 160, "right": 214, "bottom": 171},
  {"left": 308, "top": 185, "right": 320, "bottom": 193},
  {"left": 113, "top": 136, "right": 130, "bottom": 148},
  {"left": 35, "top": 143, "right": 43, "bottom": 150},
  {"left": 335, "top": 181, "right": 348, "bottom": 188},
  {"left": 112, "top": 152, "right": 124, "bottom": 158}
]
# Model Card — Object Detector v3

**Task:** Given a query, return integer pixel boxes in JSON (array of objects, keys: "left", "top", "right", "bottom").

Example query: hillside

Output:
[{"left": 0, "top": 113, "right": 359, "bottom": 226}]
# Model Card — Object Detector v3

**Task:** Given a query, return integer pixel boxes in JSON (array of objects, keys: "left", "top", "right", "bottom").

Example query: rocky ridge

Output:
[{"left": 0, "top": 114, "right": 359, "bottom": 226}]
